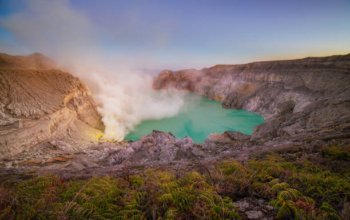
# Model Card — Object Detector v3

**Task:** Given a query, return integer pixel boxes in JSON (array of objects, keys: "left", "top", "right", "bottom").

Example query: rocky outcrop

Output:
[
  {"left": 0, "top": 53, "right": 104, "bottom": 159},
  {"left": 1, "top": 53, "right": 350, "bottom": 177},
  {"left": 154, "top": 54, "right": 350, "bottom": 145},
  {"left": 234, "top": 198, "right": 275, "bottom": 220},
  {"left": 0, "top": 53, "right": 349, "bottom": 220},
  {"left": 0, "top": 52, "right": 56, "bottom": 70}
]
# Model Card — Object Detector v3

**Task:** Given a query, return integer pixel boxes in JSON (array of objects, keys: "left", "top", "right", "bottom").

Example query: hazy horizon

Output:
[{"left": 1, "top": 0, "right": 350, "bottom": 70}]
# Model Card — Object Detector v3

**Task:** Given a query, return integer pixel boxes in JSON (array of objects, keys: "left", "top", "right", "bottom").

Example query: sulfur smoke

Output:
[
  {"left": 0, "top": 0, "right": 184, "bottom": 141},
  {"left": 92, "top": 69, "right": 184, "bottom": 141}
]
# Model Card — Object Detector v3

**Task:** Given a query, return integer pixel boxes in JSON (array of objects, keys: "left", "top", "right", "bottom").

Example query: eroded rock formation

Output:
[
  {"left": 0, "top": 53, "right": 349, "bottom": 220},
  {"left": 1, "top": 53, "right": 350, "bottom": 177},
  {"left": 0, "top": 53, "right": 104, "bottom": 159},
  {"left": 154, "top": 54, "right": 350, "bottom": 147}
]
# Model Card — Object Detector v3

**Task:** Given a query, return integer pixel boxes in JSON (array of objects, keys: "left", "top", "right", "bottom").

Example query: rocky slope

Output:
[
  {"left": 0, "top": 53, "right": 349, "bottom": 220},
  {"left": 0, "top": 53, "right": 104, "bottom": 159},
  {"left": 0, "top": 53, "right": 349, "bottom": 178},
  {"left": 154, "top": 54, "right": 350, "bottom": 149}
]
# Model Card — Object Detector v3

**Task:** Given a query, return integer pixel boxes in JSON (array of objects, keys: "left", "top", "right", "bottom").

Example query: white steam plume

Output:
[
  {"left": 0, "top": 0, "right": 184, "bottom": 141},
  {"left": 94, "top": 73, "right": 184, "bottom": 140}
]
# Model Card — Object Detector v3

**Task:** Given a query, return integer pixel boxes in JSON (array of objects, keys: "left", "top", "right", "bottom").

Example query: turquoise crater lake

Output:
[{"left": 126, "top": 95, "right": 264, "bottom": 143}]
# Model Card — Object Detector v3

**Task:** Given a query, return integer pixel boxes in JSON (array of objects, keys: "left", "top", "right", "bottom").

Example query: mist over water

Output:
[
  {"left": 91, "top": 72, "right": 185, "bottom": 141},
  {"left": 0, "top": 0, "right": 185, "bottom": 141},
  {"left": 126, "top": 95, "right": 265, "bottom": 143},
  {"left": 0, "top": 0, "right": 265, "bottom": 142}
]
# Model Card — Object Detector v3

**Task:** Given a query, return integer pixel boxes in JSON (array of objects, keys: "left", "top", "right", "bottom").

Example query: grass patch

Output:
[{"left": 0, "top": 144, "right": 349, "bottom": 219}]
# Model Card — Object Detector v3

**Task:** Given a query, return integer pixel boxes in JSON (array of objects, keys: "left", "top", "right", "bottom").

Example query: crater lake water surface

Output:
[{"left": 126, "top": 95, "right": 264, "bottom": 143}]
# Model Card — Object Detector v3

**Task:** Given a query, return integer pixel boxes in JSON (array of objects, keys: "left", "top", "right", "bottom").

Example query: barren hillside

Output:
[
  {"left": 0, "top": 53, "right": 104, "bottom": 159},
  {"left": 154, "top": 54, "right": 350, "bottom": 149}
]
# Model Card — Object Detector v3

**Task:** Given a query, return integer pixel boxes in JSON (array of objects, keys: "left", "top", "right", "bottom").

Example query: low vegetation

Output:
[{"left": 0, "top": 144, "right": 349, "bottom": 219}]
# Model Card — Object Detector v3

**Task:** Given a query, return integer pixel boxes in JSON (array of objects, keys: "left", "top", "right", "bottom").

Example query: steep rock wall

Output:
[
  {"left": 0, "top": 53, "right": 104, "bottom": 158},
  {"left": 154, "top": 54, "right": 350, "bottom": 141}
]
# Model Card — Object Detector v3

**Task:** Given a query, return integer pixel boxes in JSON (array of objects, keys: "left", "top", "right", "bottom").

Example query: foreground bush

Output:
[
  {"left": 0, "top": 172, "right": 239, "bottom": 219},
  {"left": 0, "top": 144, "right": 349, "bottom": 219}
]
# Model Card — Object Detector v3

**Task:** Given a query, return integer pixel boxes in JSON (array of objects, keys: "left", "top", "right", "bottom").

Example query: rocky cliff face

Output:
[
  {"left": 0, "top": 53, "right": 349, "bottom": 219},
  {"left": 1, "top": 53, "right": 350, "bottom": 178},
  {"left": 154, "top": 54, "right": 350, "bottom": 145},
  {"left": 0, "top": 53, "right": 104, "bottom": 159}
]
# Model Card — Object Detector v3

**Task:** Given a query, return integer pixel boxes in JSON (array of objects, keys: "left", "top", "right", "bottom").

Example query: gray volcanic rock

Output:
[
  {"left": 234, "top": 198, "right": 275, "bottom": 220},
  {"left": 154, "top": 54, "right": 350, "bottom": 145},
  {"left": 106, "top": 131, "right": 204, "bottom": 167},
  {"left": 1, "top": 53, "right": 350, "bottom": 177},
  {"left": 0, "top": 53, "right": 104, "bottom": 159}
]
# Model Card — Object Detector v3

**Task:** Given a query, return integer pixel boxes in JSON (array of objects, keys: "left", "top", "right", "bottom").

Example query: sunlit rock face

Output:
[
  {"left": 0, "top": 53, "right": 349, "bottom": 176},
  {"left": 0, "top": 53, "right": 104, "bottom": 158},
  {"left": 154, "top": 54, "right": 350, "bottom": 141}
]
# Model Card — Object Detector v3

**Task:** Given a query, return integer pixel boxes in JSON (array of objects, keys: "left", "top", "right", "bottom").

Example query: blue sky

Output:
[{"left": 0, "top": 0, "right": 349, "bottom": 68}]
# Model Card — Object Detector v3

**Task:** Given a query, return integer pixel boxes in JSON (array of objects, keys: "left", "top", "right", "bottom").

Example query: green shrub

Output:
[
  {"left": 321, "top": 145, "right": 350, "bottom": 161},
  {"left": 1, "top": 146, "right": 349, "bottom": 220}
]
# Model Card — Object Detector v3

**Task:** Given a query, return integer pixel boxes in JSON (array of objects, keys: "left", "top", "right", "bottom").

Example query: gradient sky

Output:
[{"left": 0, "top": 0, "right": 350, "bottom": 69}]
